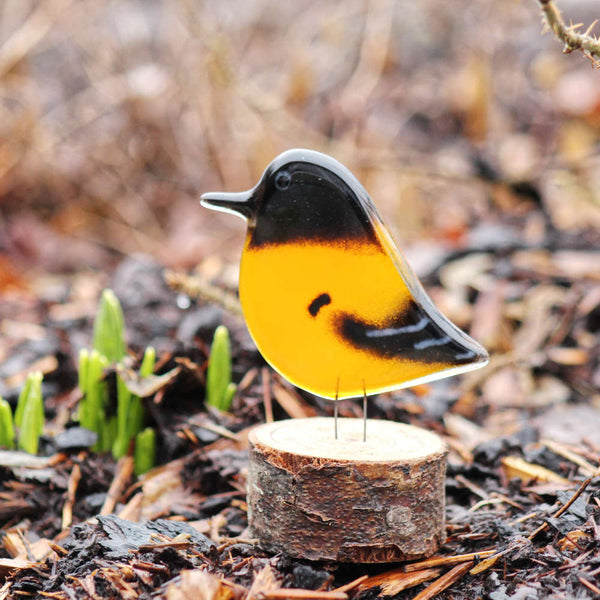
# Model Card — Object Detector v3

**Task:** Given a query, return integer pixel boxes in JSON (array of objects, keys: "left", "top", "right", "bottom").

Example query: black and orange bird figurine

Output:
[{"left": 201, "top": 149, "right": 488, "bottom": 438}]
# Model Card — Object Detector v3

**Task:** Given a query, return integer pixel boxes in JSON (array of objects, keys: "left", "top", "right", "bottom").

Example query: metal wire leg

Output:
[
  {"left": 334, "top": 377, "right": 339, "bottom": 440},
  {"left": 334, "top": 399, "right": 338, "bottom": 440},
  {"left": 363, "top": 384, "right": 367, "bottom": 442}
]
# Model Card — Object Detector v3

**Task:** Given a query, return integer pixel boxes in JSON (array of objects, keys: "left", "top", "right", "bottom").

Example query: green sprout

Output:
[
  {"left": 93, "top": 289, "right": 126, "bottom": 363},
  {"left": 78, "top": 349, "right": 111, "bottom": 451},
  {"left": 78, "top": 289, "right": 157, "bottom": 473},
  {"left": 114, "top": 346, "right": 156, "bottom": 459},
  {"left": 132, "top": 346, "right": 156, "bottom": 436},
  {"left": 15, "top": 371, "right": 44, "bottom": 455},
  {"left": 91, "top": 288, "right": 135, "bottom": 457},
  {"left": 206, "top": 325, "right": 237, "bottom": 411},
  {"left": 134, "top": 427, "right": 156, "bottom": 476},
  {"left": 0, "top": 396, "right": 15, "bottom": 449}
]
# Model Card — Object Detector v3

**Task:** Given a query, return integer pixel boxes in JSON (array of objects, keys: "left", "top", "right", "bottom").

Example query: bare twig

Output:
[
  {"left": 164, "top": 270, "right": 243, "bottom": 317},
  {"left": 100, "top": 456, "right": 135, "bottom": 516},
  {"left": 528, "top": 477, "right": 593, "bottom": 540},
  {"left": 538, "top": 0, "right": 600, "bottom": 67},
  {"left": 61, "top": 463, "right": 81, "bottom": 530},
  {"left": 578, "top": 577, "right": 600, "bottom": 596},
  {"left": 333, "top": 575, "right": 369, "bottom": 593},
  {"left": 261, "top": 367, "right": 274, "bottom": 424}
]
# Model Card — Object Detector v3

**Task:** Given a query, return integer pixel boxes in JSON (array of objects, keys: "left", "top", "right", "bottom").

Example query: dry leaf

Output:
[
  {"left": 166, "top": 569, "right": 235, "bottom": 600},
  {"left": 557, "top": 530, "right": 593, "bottom": 552},
  {"left": 501, "top": 456, "right": 571, "bottom": 486},
  {"left": 117, "top": 365, "right": 181, "bottom": 397},
  {"left": 246, "top": 565, "right": 280, "bottom": 600}
]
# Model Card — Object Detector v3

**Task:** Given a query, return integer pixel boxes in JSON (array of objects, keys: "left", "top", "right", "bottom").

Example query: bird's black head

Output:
[{"left": 201, "top": 149, "right": 379, "bottom": 248}]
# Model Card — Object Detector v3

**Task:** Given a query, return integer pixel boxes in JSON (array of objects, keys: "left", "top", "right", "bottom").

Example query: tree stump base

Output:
[{"left": 247, "top": 417, "right": 448, "bottom": 563}]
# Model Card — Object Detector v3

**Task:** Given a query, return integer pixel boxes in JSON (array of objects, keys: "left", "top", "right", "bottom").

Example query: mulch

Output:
[
  {"left": 1, "top": 3, "right": 600, "bottom": 596},
  {"left": 1, "top": 221, "right": 599, "bottom": 599}
]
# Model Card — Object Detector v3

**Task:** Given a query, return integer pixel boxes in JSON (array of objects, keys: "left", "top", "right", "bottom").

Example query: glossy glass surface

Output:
[{"left": 202, "top": 149, "right": 488, "bottom": 399}]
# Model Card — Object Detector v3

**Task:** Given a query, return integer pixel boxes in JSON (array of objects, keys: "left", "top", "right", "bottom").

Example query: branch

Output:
[{"left": 538, "top": 0, "right": 600, "bottom": 68}]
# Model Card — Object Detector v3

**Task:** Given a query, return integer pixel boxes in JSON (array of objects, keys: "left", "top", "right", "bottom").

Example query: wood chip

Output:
[
  {"left": 47, "top": 542, "right": 68, "bottom": 557},
  {"left": 404, "top": 550, "right": 495, "bottom": 572},
  {"left": 3, "top": 531, "right": 55, "bottom": 562},
  {"left": 411, "top": 561, "right": 474, "bottom": 600},
  {"left": 2, "top": 532, "right": 24, "bottom": 558},
  {"left": 0, "top": 557, "right": 38, "bottom": 575},
  {"left": 246, "top": 565, "right": 279, "bottom": 600},
  {"left": 357, "top": 567, "right": 441, "bottom": 595},
  {"left": 264, "top": 591, "right": 347, "bottom": 600},
  {"left": 469, "top": 553, "right": 501, "bottom": 575},
  {"left": 272, "top": 379, "right": 317, "bottom": 419}
]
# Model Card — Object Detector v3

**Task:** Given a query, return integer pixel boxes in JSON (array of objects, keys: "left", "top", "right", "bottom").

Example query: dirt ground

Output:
[{"left": 1, "top": 1, "right": 599, "bottom": 598}]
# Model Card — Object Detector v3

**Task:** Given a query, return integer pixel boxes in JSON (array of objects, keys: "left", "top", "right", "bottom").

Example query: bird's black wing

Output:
[{"left": 336, "top": 301, "right": 479, "bottom": 365}]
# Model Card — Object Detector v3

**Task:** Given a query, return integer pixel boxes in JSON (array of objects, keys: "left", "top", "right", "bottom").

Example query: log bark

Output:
[{"left": 247, "top": 417, "right": 447, "bottom": 563}]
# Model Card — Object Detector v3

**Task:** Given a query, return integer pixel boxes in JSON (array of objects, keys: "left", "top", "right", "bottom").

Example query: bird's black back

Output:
[{"left": 249, "top": 152, "right": 380, "bottom": 249}]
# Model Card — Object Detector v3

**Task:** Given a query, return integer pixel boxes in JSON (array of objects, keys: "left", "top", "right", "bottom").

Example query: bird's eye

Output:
[{"left": 275, "top": 171, "right": 291, "bottom": 190}]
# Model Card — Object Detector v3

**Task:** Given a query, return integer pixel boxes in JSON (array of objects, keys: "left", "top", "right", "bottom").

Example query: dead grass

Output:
[{"left": 0, "top": 0, "right": 599, "bottom": 276}]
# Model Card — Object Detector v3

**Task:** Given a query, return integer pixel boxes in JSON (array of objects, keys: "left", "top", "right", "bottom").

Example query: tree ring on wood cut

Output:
[{"left": 247, "top": 417, "right": 448, "bottom": 563}]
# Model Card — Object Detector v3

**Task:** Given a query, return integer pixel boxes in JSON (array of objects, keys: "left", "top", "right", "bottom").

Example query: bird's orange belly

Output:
[{"left": 239, "top": 240, "right": 449, "bottom": 399}]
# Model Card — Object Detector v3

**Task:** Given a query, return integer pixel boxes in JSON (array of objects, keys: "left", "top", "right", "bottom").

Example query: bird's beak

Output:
[{"left": 200, "top": 189, "right": 254, "bottom": 221}]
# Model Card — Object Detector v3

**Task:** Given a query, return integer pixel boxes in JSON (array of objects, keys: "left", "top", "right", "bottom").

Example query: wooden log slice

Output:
[{"left": 248, "top": 417, "right": 448, "bottom": 563}]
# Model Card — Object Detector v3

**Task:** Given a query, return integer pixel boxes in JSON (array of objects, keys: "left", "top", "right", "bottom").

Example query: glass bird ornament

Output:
[{"left": 201, "top": 149, "right": 488, "bottom": 401}]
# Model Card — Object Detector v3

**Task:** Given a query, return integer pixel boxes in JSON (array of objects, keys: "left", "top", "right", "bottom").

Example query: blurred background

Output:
[
  {"left": 1, "top": 0, "right": 598, "bottom": 277},
  {"left": 1, "top": 0, "right": 599, "bottom": 428}
]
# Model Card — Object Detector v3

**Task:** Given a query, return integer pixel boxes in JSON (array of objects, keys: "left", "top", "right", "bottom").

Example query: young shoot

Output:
[
  {"left": 78, "top": 289, "right": 158, "bottom": 474},
  {"left": 114, "top": 346, "right": 156, "bottom": 459},
  {"left": 15, "top": 371, "right": 44, "bottom": 455},
  {"left": 134, "top": 427, "right": 156, "bottom": 476},
  {"left": 78, "top": 349, "right": 110, "bottom": 451},
  {"left": 93, "top": 288, "right": 126, "bottom": 362},
  {"left": 0, "top": 397, "right": 15, "bottom": 449},
  {"left": 206, "top": 325, "right": 236, "bottom": 411}
]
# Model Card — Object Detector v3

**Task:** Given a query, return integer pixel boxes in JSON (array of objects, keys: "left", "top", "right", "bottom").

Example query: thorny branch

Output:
[{"left": 538, "top": 0, "right": 600, "bottom": 68}]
